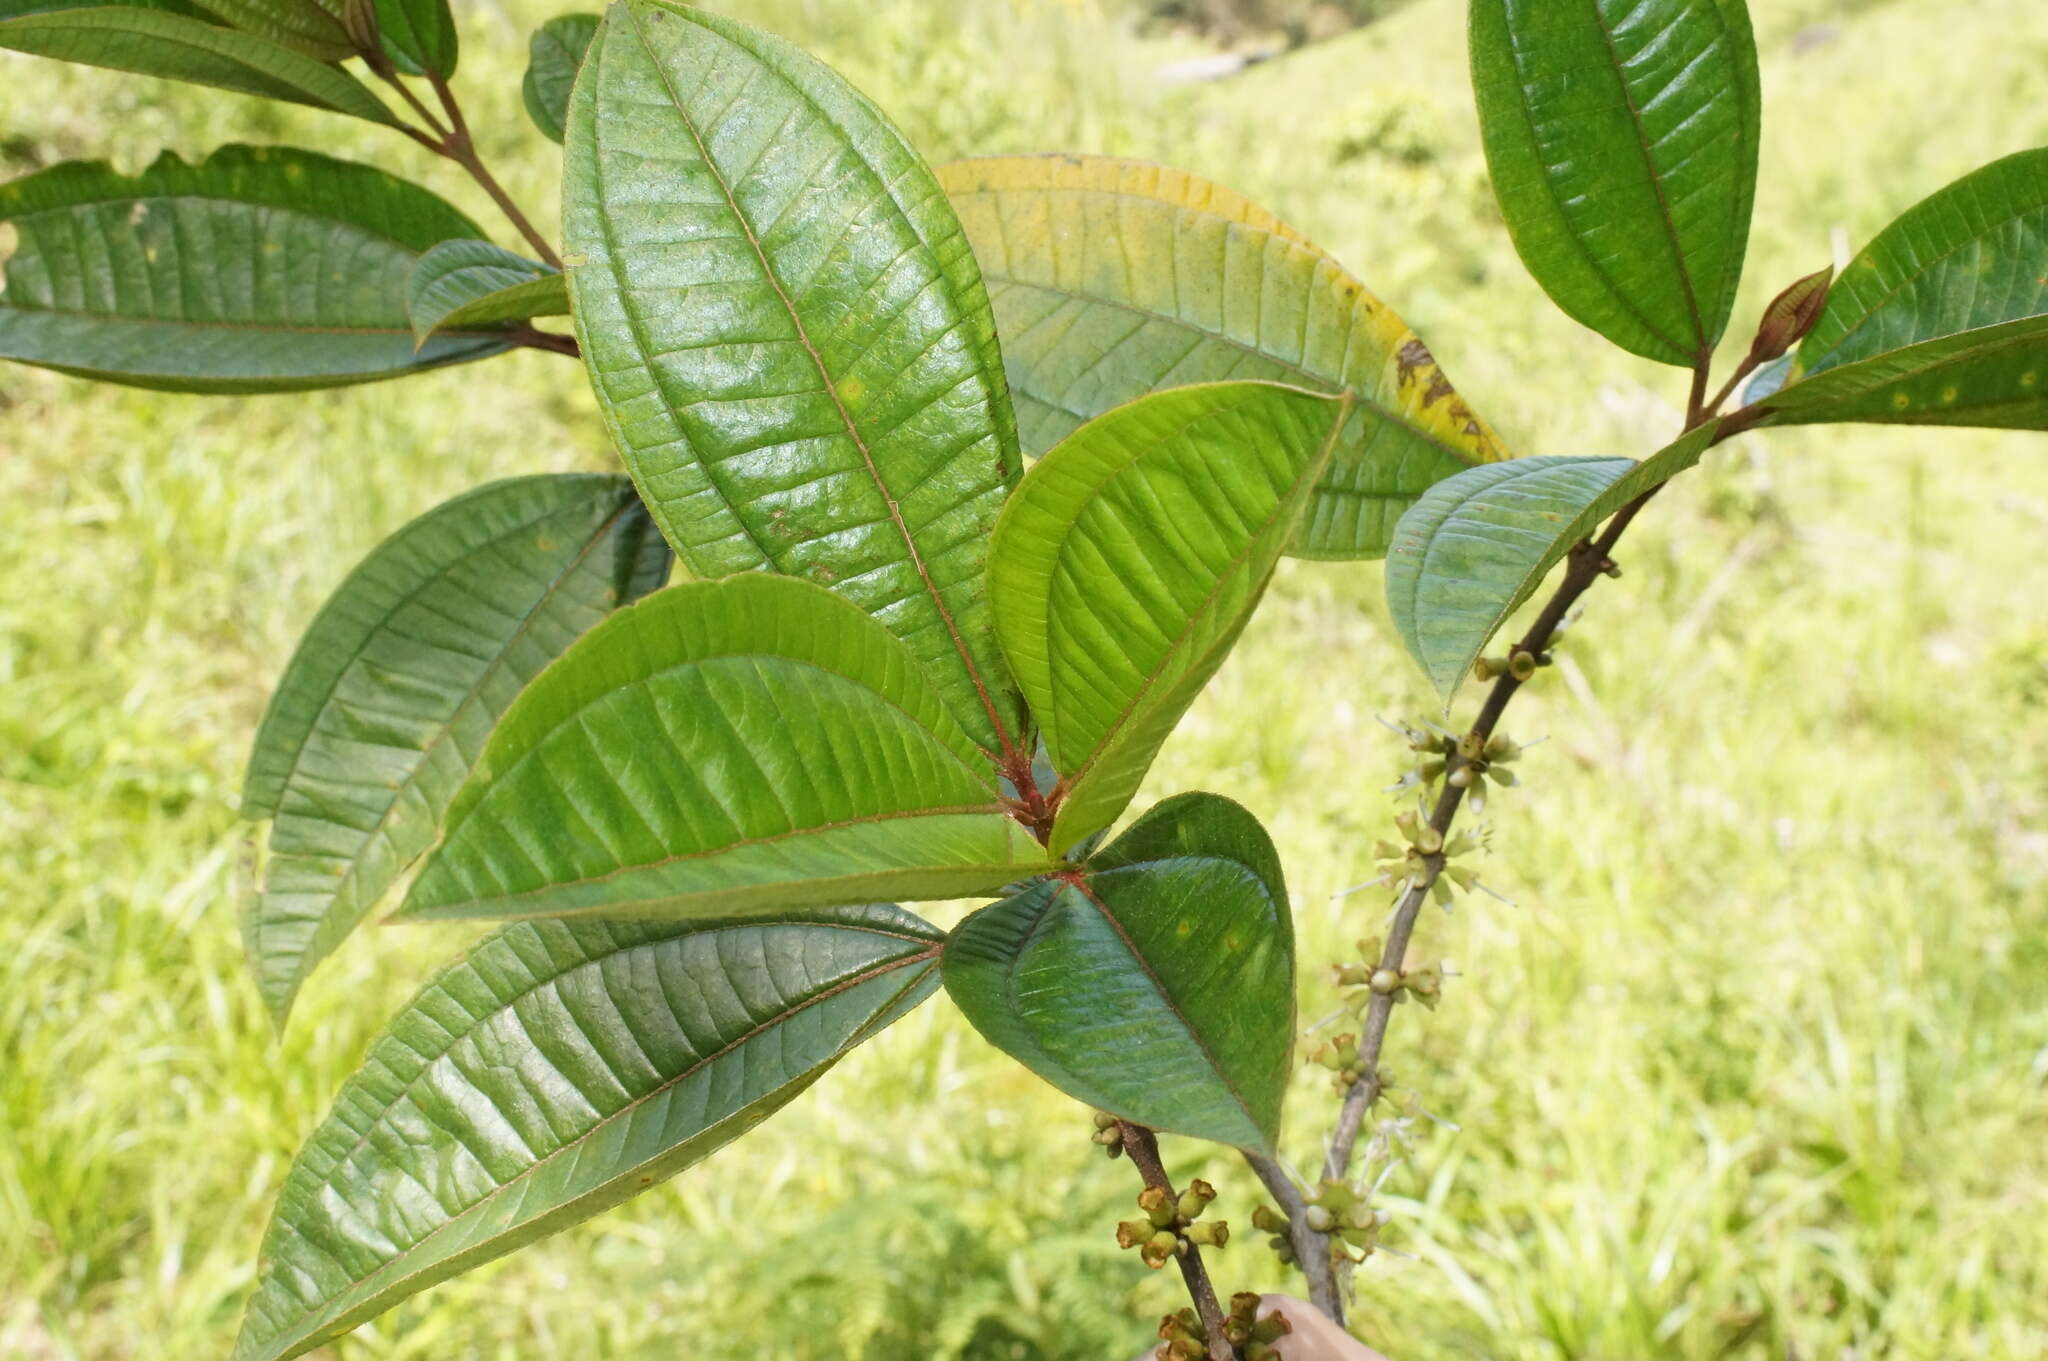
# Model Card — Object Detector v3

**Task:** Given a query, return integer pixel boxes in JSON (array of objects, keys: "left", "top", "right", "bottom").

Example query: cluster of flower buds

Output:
[
  {"left": 1155, "top": 1308, "right": 1209, "bottom": 1360},
  {"left": 1117, "top": 1179, "right": 1226, "bottom": 1270},
  {"left": 1249, "top": 1185, "right": 1388, "bottom": 1275},
  {"left": 1471, "top": 646, "right": 1550, "bottom": 684},
  {"left": 1332, "top": 943, "right": 1444, "bottom": 1015},
  {"left": 1155, "top": 1295, "right": 1293, "bottom": 1361},
  {"left": 1307, "top": 1031, "right": 1367, "bottom": 1093},
  {"left": 1302, "top": 1179, "right": 1390, "bottom": 1267},
  {"left": 1374, "top": 805, "right": 1497, "bottom": 907},
  {"left": 1251, "top": 1202, "right": 1296, "bottom": 1265},
  {"left": 1090, "top": 1109, "right": 1126, "bottom": 1159},
  {"left": 1225, "top": 1293, "right": 1295, "bottom": 1360}
]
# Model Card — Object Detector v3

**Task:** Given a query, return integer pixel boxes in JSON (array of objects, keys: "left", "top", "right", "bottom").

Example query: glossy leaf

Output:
[
  {"left": 0, "top": 146, "right": 510, "bottom": 391},
  {"left": 564, "top": 1, "right": 1024, "bottom": 751},
  {"left": 1758, "top": 147, "right": 2048, "bottom": 430},
  {"left": 944, "top": 792, "right": 1294, "bottom": 1152},
  {"left": 0, "top": 0, "right": 212, "bottom": 17},
  {"left": 0, "top": 7, "right": 398, "bottom": 122},
  {"left": 1386, "top": 421, "right": 1720, "bottom": 699},
  {"left": 372, "top": 0, "right": 455, "bottom": 76},
  {"left": 521, "top": 12, "right": 598, "bottom": 143},
  {"left": 235, "top": 904, "right": 943, "bottom": 1361},
  {"left": 395, "top": 574, "right": 1053, "bottom": 925},
  {"left": 990, "top": 382, "right": 1349, "bottom": 853},
  {"left": 185, "top": 0, "right": 351, "bottom": 60},
  {"left": 937, "top": 153, "right": 1509, "bottom": 559},
  {"left": 407, "top": 239, "right": 566, "bottom": 345},
  {"left": 241, "top": 476, "right": 670, "bottom": 1023},
  {"left": 1470, "top": 0, "right": 1760, "bottom": 366}
]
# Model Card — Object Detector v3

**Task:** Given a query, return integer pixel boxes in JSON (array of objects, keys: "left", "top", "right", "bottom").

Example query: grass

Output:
[{"left": 2, "top": 1, "right": 2045, "bottom": 1357}]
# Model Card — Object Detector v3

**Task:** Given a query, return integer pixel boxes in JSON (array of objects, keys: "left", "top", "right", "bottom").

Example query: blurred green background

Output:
[{"left": 3, "top": 1, "right": 2046, "bottom": 1357}]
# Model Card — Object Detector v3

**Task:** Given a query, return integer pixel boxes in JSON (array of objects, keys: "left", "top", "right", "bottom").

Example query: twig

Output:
[
  {"left": 364, "top": 58, "right": 565, "bottom": 270},
  {"left": 509, "top": 326, "right": 580, "bottom": 358},
  {"left": 1306, "top": 358, "right": 1731, "bottom": 1320},
  {"left": 1322, "top": 483, "right": 1660, "bottom": 1186},
  {"left": 1241, "top": 1151, "right": 1339, "bottom": 1319},
  {"left": 426, "top": 72, "right": 564, "bottom": 269},
  {"left": 1119, "top": 1123, "right": 1240, "bottom": 1361}
]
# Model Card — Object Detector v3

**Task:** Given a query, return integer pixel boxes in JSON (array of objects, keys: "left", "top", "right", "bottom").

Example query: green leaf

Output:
[
  {"left": 234, "top": 904, "right": 942, "bottom": 1361},
  {"left": 1470, "top": 0, "right": 1760, "bottom": 367},
  {"left": 1757, "top": 147, "right": 2048, "bottom": 430},
  {"left": 1385, "top": 420, "right": 1720, "bottom": 700},
  {"left": 937, "top": 153, "right": 1511, "bottom": 560},
  {"left": 395, "top": 573, "right": 1053, "bottom": 925},
  {"left": 407, "top": 239, "right": 567, "bottom": 346},
  {"left": 0, "top": 0, "right": 212, "bottom": 17},
  {"left": 990, "top": 381, "right": 1349, "bottom": 853},
  {"left": 184, "top": 0, "right": 351, "bottom": 61},
  {"left": 0, "top": 7, "right": 398, "bottom": 122},
  {"left": 521, "top": 12, "right": 598, "bottom": 143},
  {"left": 0, "top": 146, "right": 511, "bottom": 392},
  {"left": 372, "top": 0, "right": 455, "bottom": 76},
  {"left": 944, "top": 792, "right": 1294, "bottom": 1152},
  {"left": 241, "top": 476, "right": 670, "bottom": 1024},
  {"left": 563, "top": 1, "right": 1024, "bottom": 753}
]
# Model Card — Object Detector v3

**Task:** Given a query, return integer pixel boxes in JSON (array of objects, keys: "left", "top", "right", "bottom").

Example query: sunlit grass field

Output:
[{"left": 3, "top": 1, "right": 2046, "bottom": 1357}]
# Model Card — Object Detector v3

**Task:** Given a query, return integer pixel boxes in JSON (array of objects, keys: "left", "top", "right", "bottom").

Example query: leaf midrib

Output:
[
  {"left": 254, "top": 490, "right": 633, "bottom": 819},
  {"left": 1048, "top": 393, "right": 1347, "bottom": 795},
  {"left": 1810, "top": 197, "right": 2048, "bottom": 371},
  {"left": 1065, "top": 872, "right": 1262, "bottom": 1141},
  {"left": 620, "top": 2, "right": 1009, "bottom": 748},
  {"left": 988, "top": 274, "right": 1481, "bottom": 469},
  {"left": 250, "top": 942, "right": 937, "bottom": 1359},
  {"left": 260, "top": 498, "right": 643, "bottom": 1000},
  {"left": 413, "top": 806, "right": 1018, "bottom": 917},
  {"left": 1582, "top": 0, "right": 1710, "bottom": 356},
  {"left": 0, "top": 10, "right": 392, "bottom": 120}
]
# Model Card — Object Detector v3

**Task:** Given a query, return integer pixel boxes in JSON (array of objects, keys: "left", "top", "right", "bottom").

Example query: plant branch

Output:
[
  {"left": 1306, "top": 360, "right": 1724, "bottom": 1319},
  {"left": 1702, "top": 351, "right": 1764, "bottom": 422},
  {"left": 1241, "top": 1150, "right": 1339, "bottom": 1314},
  {"left": 425, "top": 72, "right": 564, "bottom": 269},
  {"left": 509, "top": 326, "right": 581, "bottom": 358},
  {"left": 1120, "top": 1123, "right": 1241, "bottom": 1361},
  {"left": 1322, "top": 480, "right": 1658, "bottom": 1185},
  {"left": 363, "top": 62, "right": 564, "bottom": 269}
]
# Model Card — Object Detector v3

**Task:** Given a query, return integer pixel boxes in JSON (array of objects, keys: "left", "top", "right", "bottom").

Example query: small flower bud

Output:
[
  {"left": 1303, "top": 1204, "right": 1336, "bottom": 1233},
  {"left": 1138, "top": 1186, "right": 1177, "bottom": 1228},
  {"left": 1117, "top": 1220, "right": 1152, "bottom": 1249},
  {"left": 1509, "top": 650, "right": 1539, "bottom": 681},
  {"left": 1177, "top": 1179, "right": 1217, "bottom": 1221},
  {"left": 1414, "top": 824, "right": 1444, "bottom": 855},
  {"left": 1141, "top": 1230, "right": 1180, "bottom": 1269},
  {"left": 1092, "top": 1110, "right": 1119, "bottom": 1130},
  {"left": 1473, "top": 655, "right": 1508, "bottom": 682},
  {"left": 1447, "top": 765, "right": 1475, "bottom": 789},
  {"left": 1184, "top": 1220, "right": 1230, "bottom": 1248},
  {"left": 1484, "top": 733, "right": 1522, "bottom": 763},
  {"left": 1369, "top": 967, "right": 1402, "bottom": 994},
  {"left": 1250, "top": 1313, "right": 1293, "bottom": 1344},
  {"left": 1251, "top": 1204, "right": 1290, "bottom": 1234}
]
